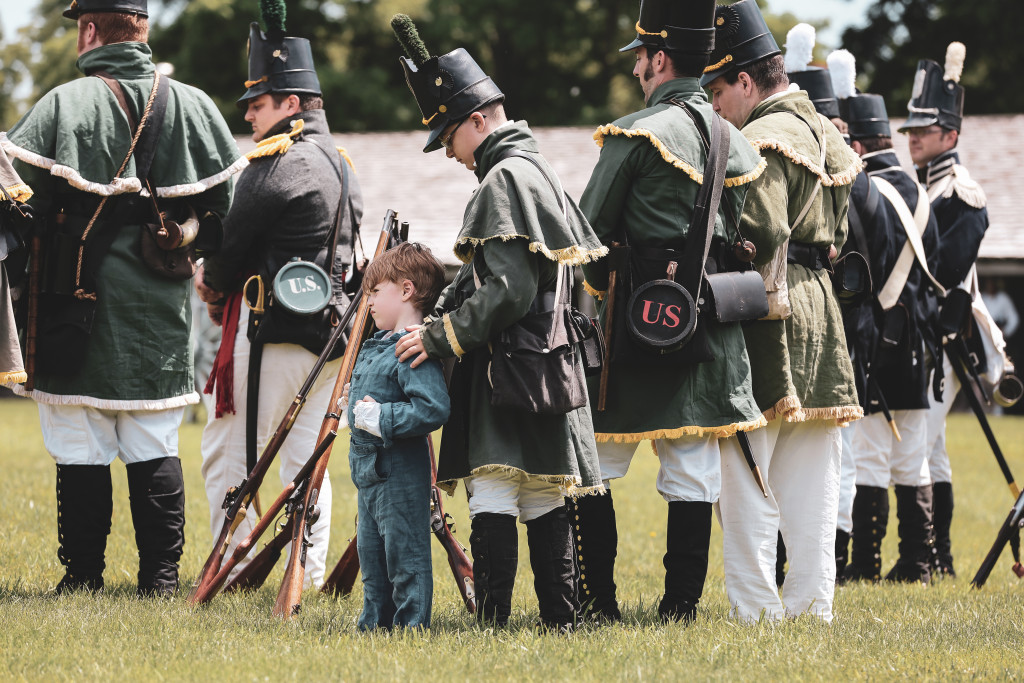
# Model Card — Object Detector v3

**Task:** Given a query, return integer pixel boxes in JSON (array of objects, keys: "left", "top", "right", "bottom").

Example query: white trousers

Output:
[
  {"left": 466, "top": 470, "right": 565, "bottom": 522},
  {"left": 200, "top": 306, "right": 342, "bottom": 588},
  {"left": 854, "top": 410, "right": 930, "bottom": 488},
  {"left": 837, "top": 424, "right": 857, "bottom": 534},
  {"left": 925, "top": 353, "right": 959, "bottom": 484},
  {"left": 39, "top": 404, "right": 184, "bottom": 465},
  {"left": 597, "top": 434, "right": 725, "bottom": 503},
  {"left": 719, "top": 421, "right": 841, "bottom": 623}
]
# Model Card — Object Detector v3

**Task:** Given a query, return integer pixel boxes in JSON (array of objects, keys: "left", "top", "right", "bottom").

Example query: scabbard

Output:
[{"left": 246, "top": 337, "right": 263, "bottom": 476}]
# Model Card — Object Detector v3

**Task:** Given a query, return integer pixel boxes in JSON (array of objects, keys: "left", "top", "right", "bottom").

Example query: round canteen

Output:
[
  {"left": 626, "top": 279, "right": 698, "bottom": 351},
  {"left": 272, "top": 258, "right": 331, "bottom": 315}
]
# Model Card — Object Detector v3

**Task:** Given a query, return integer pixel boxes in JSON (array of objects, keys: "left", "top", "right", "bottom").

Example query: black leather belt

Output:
[{"left": 787, "top": 241, "right": 830, "bottom": 270}]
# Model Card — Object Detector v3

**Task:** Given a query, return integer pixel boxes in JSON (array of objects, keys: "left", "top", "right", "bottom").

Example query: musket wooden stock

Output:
[
  {"left": 320, "top": 531, "right": 360, "bottom": 597},
  {"left": 187, "top": 300, "right": 359, "bottom": 603},
  {"left": 273, "top": 210, "right": 401, "bottom": 619},
  {"left": 189, "top": 431, "right": 337, "bottom": 605},
  {"left": 223, "top": 524, "right": 291, "bottom": 594},
  {"left": 427, "top": 434, "right": 476, "bottom": 613}
]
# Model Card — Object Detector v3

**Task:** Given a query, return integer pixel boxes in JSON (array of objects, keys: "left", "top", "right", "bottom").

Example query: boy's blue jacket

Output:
[{"left": 348, "top": 329, "right": 451, "bottom": 449}]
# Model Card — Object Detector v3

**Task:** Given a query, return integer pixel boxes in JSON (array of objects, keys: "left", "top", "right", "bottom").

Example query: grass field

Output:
[{"left": 2, "top": 398, "right": 1024, "bottom": 681}]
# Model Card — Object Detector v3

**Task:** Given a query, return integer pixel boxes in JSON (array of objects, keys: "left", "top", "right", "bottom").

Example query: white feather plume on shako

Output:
[
  {"left": 945, "top": 41, "right": 966, "bottom": 82},
  {"left": 783, "top": 23, "right": 816, "bottom": 73},
  {"left": 827, "top": 49, "right": 857, "bottom": 100}
]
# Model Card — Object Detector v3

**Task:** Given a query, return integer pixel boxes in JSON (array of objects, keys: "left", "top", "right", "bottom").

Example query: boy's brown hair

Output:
[
  {"left": 79, "top": 12, "right": 149, "bottom": 44},
  {"left": 362, "top": 242, "right": 446, "bottom": 313}
]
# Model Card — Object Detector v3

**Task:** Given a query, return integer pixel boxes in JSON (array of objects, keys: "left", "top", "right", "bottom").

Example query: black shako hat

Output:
[
  {"left": 898, "top": 42, "right": 966, "bottom": 133},
  {"left": 827, "top": 49, "right": 891, "bottom": 139},
  {"left": 63, "top": 0, "right": 148, "bottom": 20},
  {"left": 392, "top": 14, "right": 504, "bottom": 153},
  {"left": 788, "top": 70, "right": 839, "bottom": 119},
  {"left": 700, "top": 0, "right": 780, "bottom": 87},
  {"left": 619, "top": 0, "right": 717, "bottom": 57},
  {"left": 842, "top": 95, "right": 890, "bottom": 140},
  {"left": 783, "top": 24, "right": 839, "bottom": 120},
  {"left": 238, "top": 0, "right": 321, "bottom": 105}
]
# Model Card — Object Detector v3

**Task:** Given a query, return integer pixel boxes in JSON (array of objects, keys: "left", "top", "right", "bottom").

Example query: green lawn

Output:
[{"left": 1, "top": 398, "right": 1023, "bottom": 681}]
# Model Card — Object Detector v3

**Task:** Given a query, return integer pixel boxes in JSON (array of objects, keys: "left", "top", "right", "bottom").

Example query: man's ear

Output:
[
  {"left": 287, "top": 94, "right": 302, "bottom": 115},
  {"left": 739, "top": 72, "right": 755, "bottom": 97}
]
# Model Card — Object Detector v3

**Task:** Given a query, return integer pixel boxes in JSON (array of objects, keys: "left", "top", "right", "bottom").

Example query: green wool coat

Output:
[
  {"left": 579, "top": 78, "right": 767, "bottom": 442},
  {"left": 2, "top": 42, "right": 245, "bottom": 409},
  {"left": 738, "top": 91, "right": 863, "bottom": 423},
  {"left": 419, "top": 122, "right": 606, "bottom": 496}
]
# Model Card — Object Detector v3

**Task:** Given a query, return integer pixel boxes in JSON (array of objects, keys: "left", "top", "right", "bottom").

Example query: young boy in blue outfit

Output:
[{"left": 344, "top": 242, "right": 451, "bottom": 630}]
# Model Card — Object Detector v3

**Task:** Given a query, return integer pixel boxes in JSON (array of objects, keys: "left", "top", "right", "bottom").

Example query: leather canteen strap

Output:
[
  {"left": 680, "top": 111, "right": 730, "bottom": 303},
  {"left": 875, "top": 178, "right": 945, "bottom": 310}
]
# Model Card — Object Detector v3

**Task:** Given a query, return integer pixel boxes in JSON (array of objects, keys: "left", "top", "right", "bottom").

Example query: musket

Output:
[
  {"left": 970, "top": 486, "right": 1024, "bottom": 588},
  {"left": 427, "top": 433, "right": 476, "bottom": 613},
  {"left": 189, "top": 430, "right": 337, "bottom": 604},
  {"left": 319, "top": 527, "right": 360, "bottom": 598},
  {"left": 273, "top": 209, "right": 403, "bottom": 618},
  {"left": 946, "top": 337, "right": 1021, "bottom": 499},
  {"left": 222, "top": 523, "right": 292, "bottom": 594},
  {"left": 187, "top": 294, "right": 359, "bottom": 602}
]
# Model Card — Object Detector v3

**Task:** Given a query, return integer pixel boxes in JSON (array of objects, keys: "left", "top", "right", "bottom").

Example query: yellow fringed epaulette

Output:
[
  {"left": 2, "top": 183, "right": 33, "bottom": 203},
  {"left": 246, "top": 119, "right": 304, "bottom": 161},
  {"left": 337, "top": 147, "right": 356, "bottom": 173}
]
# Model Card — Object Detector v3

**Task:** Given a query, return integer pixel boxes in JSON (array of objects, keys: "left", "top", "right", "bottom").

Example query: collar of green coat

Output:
[
  {"left": 455, "top": 121, "right": 607, "bottom": 266},
  {"left": 592, "top": 78, "right": 766, "bottom": 188},
  {"left": 2, "top": 45, "right": 245, "bottom": 199},
  {"left": 76, "top": 42, "right": 155, "bottom": 78},
  {"left": 472, "top": 121, "right": 539, "bottom": 182},
  {"left": 742, "top": 91, "right": 862, "bottom": 187}
]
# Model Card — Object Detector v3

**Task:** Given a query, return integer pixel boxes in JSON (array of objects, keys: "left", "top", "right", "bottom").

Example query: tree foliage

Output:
[
  {"left": 842, "top": 0, "right": 1023, "bottom": 116},
  {"left": 3, "top": 0, "right": 812, "bottom": 133}
]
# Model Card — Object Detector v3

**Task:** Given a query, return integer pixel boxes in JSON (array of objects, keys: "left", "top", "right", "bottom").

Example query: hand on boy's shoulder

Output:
[{"left": 396, "top": 325, "right": 430, "bottom": 368}]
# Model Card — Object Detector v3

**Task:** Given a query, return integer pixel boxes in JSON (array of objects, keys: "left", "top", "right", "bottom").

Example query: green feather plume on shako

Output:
[
  {"left": 391, "top": 13, "right": 504, "bottom": 152},
  {"left": 391, "top": 14, "right": 430, "bottom": 67},
  {"left": 260, "top": 0, "right": 287, "bottom": 38},
  {"left": 239, "top": 0, "right": 320, "bottom": 105}
]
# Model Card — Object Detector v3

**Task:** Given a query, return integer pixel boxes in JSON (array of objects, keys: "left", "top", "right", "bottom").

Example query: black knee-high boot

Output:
[
  {"left": 570, "top": 492, "right": 621, "bottom": 622},
  {"left": 470, "top": 512, "right": 519, "bottom": 626},
  {"left": 931, "top": 481, "right": 956, "bottom": 578},
  {"left": 526, "top": 506, "right": 579, "bottom": 630},
  {"left": 55, "top": 465, "right": 112, "bottom": 594},
  {"left": 126, "top": 457, "right": 186, "bottom": 596},
  {"left": 845, "top": 485, "right": 888, "bottom": 582},
  {"left": 885, "top": 484, "right": 933, "bottom": 585},
  {"left": 659, "top": 501, "right": 712, "bottom": 623}
]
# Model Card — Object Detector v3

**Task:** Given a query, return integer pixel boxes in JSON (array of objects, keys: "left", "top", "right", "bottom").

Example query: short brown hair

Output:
[
  {"left": 856, "top": 136, "right": 893, "bottom": 153},
  {"left": 270, "top": 93, "right": 324, "bottom": 111},
  {"left": 724, "top": 55, "right": 788, "bottom": 94},
  {"left": 362, "top": 242, "right": 446, "bottom": 313},
  {"left": 79, "top": 12, "right": 148, "bottom": 44}
]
